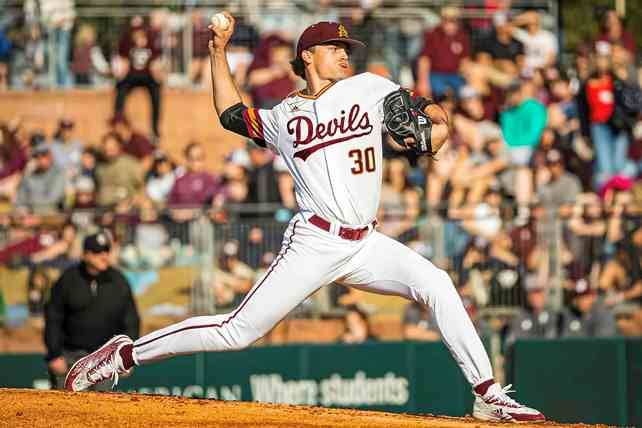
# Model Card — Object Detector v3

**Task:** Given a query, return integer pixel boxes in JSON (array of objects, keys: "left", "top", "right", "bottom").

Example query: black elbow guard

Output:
[{"left": 220, "top": 102, "right": 249, "bottom": 136}]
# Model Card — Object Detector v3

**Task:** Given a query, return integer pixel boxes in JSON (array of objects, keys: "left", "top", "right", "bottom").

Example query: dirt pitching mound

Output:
[{"left": 0, "top": 388, "right": 608, "bottom": 428}]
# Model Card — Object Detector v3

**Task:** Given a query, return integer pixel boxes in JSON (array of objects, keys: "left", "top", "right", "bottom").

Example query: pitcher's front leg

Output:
[{"left": 343, "top": 231, "right": 493, "bottom": 386}]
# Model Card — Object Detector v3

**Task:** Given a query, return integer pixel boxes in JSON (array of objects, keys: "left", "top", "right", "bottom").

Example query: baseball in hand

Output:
[{"left": 211, "top": 13, "right": 230, "bottom": 30}]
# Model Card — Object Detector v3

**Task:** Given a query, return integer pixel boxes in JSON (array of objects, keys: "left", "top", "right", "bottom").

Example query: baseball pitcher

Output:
[{"left": 65, "top": 13, "right": 544, "bottom": 423}]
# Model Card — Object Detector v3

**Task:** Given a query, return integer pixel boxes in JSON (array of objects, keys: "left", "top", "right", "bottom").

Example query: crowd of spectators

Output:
[{"left": 0, "top": 2, "right": 641, "bottom": 346}]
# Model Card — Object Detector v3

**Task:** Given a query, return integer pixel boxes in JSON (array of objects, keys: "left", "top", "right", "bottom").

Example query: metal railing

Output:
[{"left": 1, "top": 200, "right": 622, "bottom": 318}]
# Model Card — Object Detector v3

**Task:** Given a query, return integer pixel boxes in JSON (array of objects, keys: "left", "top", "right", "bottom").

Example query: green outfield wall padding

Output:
[
  {"left": 509, "top": 338, "right": 642, "bottom": 426},
  {"left": 2, "top": 338, "right": 639, "bottom": 424}
]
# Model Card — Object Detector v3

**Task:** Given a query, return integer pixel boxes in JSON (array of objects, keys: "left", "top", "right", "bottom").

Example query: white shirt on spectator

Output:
[
  {"left": 513, "top": 28, "right": 557, "bottom": 70},
  {"left": 146, "top": 172, "right": 176, "bottom": 204},
  {"left": 39, "top": 0, "right": 76, "bottom": 31},
  {"left": 472, "top": 203, "right": 502, "bottom": 237},
  {"left": 227, "top": 51, "right": 254, "bottom": 75},
  {"left": 51, "top": 138, "right": 83, "bottom": 175}
]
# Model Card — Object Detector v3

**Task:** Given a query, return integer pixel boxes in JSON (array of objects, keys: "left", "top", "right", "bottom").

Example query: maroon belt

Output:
[{"left": 309, "top": 215, "right": 376, "bottom": 241}]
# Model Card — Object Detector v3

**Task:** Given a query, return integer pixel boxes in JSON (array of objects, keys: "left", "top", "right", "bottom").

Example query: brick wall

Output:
[{"left": 0, "top": 88, "right": 249, "bottom": 171}]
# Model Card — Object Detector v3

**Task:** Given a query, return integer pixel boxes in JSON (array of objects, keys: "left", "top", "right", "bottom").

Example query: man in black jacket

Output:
[{"left": 45, "top": 231, "right": 140, "bottom": 390}]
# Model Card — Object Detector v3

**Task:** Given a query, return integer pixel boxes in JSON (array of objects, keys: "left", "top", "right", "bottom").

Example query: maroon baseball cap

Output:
[
  {"left": 296, "top": 22, "right": 366, "bottom": 59},
  {"left": 572, "top": 278, "right": 596, "bottom": 297}
]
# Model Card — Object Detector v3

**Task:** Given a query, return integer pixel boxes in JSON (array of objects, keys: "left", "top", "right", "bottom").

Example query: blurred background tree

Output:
[{"left": 561, "top": 0, "right": 642, "bottom": 53}]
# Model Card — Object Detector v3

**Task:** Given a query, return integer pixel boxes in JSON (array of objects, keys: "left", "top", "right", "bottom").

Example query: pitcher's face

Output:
[{"left": 309, "top": 42, "right": 350, "bottom": 82}]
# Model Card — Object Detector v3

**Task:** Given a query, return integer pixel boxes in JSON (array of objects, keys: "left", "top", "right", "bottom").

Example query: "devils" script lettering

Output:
[{"left": 287, "top": 104, "right": 373, "bottom": 148}]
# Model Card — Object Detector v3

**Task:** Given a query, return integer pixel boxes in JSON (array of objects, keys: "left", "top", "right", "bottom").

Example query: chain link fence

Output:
[{"left": 0, "top": 203, "right": 592, "bottom": 318}]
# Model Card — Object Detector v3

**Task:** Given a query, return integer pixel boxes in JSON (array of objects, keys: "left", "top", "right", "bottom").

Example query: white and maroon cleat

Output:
[
  {"left": 473, "top": 383, "right": 546, "bottom": 422},
  {"left": 64, "top": 335, "right": 133, "bottom": 392}
]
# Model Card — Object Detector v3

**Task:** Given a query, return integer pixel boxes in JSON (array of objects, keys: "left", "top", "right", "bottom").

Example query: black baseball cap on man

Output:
[
  {"left": 296, "top": 22, "right": 366, "bottom": 59},
  {"left": 83, "top": 231, "right": 112, "bottom": 253}
]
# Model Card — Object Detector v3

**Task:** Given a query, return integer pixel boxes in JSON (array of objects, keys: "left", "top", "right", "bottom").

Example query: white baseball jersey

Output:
[
  {"left": 130, "top": 72, "right": 494, "bottom": 395},
  {"left": 243, "top": 72, "right": 399, "bottom": 226}
]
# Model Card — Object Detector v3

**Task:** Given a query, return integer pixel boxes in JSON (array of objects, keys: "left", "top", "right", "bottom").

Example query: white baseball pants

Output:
[{"left": 133, "top": 213, "right": 493, "bottom": 386}]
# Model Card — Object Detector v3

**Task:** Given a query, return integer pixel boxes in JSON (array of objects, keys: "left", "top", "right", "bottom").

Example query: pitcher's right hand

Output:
[{"left": 208, "top": 11, "right": 235, "bottom": 54}]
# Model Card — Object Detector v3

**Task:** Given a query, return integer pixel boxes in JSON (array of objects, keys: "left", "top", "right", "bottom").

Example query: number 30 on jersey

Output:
[{"left": 349, "top": 147, "right": 376, "bottom": 175}]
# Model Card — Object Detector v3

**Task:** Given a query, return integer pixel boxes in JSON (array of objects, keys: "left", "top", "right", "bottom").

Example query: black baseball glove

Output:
[{"left": 383, "top": 88, "right": 436, "bottom": 157}]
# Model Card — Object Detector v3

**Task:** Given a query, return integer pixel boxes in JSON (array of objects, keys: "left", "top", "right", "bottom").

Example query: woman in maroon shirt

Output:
[
  {"left": 0, "top": 122, "right": 29, "bottom": 202},
  {"left": 246, "top": 35, "right": 297, "bottom": 109},
  {"left": 596, "top": 10, "right": 636, "bottom": 61}
]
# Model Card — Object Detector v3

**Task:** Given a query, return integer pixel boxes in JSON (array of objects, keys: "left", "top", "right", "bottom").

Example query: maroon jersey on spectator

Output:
[
  {"left": 168, "top": 170, "right": 224, "bottom": 208},
  {"left": 0, "top": 234, "right": 45, "bottom": 264},
  {"left": 597, "top": 31, "right": 636, "bottom": 57},
  {"left": 123, "top": 132, "right": 154, "bottom": 160},
  {"left": 419, "top": 26, "right": 470, "bottom": 73},
  {"left": 0, "top": 142, "right": 27, "bottom": 179},
  {"left": 118, "top": 29, "right": 161, "bottom": 77},
  {"left": 117, "top": 26, "right": 138, "bottom": 60},
  {"left": 192, "top": 26, "right": 211, "bottom": 59},
  {"left": 509, "top": 221, "right": 537, "bottom": 260},
  {"left": 71, "top": 42, "right": 93, "bottom": 76},
  {"left": 247, "top": 35, "right": 295, "bottom": 108},
  {"left": 148, "top": 27, "right": 163, "bottom": 53},
  {"left": 629, "top": 133, "right": 642, "bottom": 161},
  {"left": 465, "top": 0, "right": 502, "bottom": 33},
  {"left": 482, "top": 87, "right": 502, "bottom": 122}
]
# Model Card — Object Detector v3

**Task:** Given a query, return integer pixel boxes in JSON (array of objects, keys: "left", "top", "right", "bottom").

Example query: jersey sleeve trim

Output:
[{"left": 243, "top": 108, "right": 265, "bottom": 141}]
